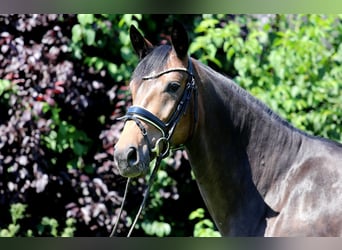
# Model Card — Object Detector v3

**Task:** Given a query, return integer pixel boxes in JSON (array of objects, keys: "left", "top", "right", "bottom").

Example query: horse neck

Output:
[
  {"left": 185, "top": 62, "right": 304, "bottom": 234},
  {"left": 189, "top": 62, "right": 305, "bottom": 191}
]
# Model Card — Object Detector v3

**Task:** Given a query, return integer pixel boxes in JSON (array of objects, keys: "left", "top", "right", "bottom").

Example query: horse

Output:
[{"left": 113, "top": 21, "right": 342, "bottom": 236}]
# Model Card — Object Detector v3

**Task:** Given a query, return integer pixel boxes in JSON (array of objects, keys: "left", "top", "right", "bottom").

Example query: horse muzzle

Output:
[{"left": 114, "top": 144, "right": 150, "bottom": 178}]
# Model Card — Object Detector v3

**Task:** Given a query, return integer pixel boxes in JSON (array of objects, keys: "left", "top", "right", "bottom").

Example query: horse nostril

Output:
[{"left": 127, "top": 147, "right": 139, "bottom": 167}]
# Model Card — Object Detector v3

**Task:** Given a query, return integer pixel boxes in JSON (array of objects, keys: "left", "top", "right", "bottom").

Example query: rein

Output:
[
  {"left": 110, "top": 58, "right": 197, "bottom": 237},
  {"left": 109, "top": 156, "right": 162, "bottom": 237}
]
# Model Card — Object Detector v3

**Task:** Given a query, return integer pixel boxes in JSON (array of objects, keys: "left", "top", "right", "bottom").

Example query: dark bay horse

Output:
[{"left": 114, "top": 22, "right": 342, "bottom": 236}]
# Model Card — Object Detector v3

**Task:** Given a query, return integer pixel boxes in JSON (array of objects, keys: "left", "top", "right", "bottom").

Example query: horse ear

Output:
[
  {"left": 170, "top": 21, "right": 189, "bottom": 59},
  {"left": 130, "top": 25, "right": 153, "bottom": 59}
]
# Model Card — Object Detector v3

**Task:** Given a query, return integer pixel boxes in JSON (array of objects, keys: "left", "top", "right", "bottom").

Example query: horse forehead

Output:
[
  {"left": 152, "top": 50, "right": 187, "bottom": 72},
  {"left": 131, "top": 60, "right": 186, "bottom": 88},
  {"left": 129, "top": 50, "right": 187, "bottom": 96}
]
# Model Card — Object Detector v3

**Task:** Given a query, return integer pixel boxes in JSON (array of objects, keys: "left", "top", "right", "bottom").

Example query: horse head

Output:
[{"left": 114, "top": 22, "right": 196, "bottom": 178}]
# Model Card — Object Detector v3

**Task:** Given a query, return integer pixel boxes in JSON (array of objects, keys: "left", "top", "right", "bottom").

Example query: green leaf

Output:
[
  {"left": 73, "top": 141, "right": 88, "bottom": 156},
  {"left": 10, "top": 203, "right": 27, "bottom": 224},
  {"left": 84, "top": 29, "right": 96, "bottom": 46},
  {"left": 41, "top": 217, "right": 59, "bottom": 237},
  {"left": 195, "top": 18, "right": 219, "bottom": 33},
  {"left": 8, "top": 224, "right": 20, "bottom": 236},
  {"left": 189, "top": 208, "right": 205, "bottom": 220},
  {"left": 77, "top": 14, "right": 94, "bottom": 26},
  {"left": 71, "top": 24, "right": 82, "bottom": 43},
  {"left": 141, "top": 221, "right": 171, "bottom": 237},
  {"left": 0, "top": 79, "right": 11, "bottom": 96},
  {"left": 107, "top": 63, "right": 118, "bottom": 75},
  {"left": 120, "top": 46, "right": 132, "bottom": 61}
]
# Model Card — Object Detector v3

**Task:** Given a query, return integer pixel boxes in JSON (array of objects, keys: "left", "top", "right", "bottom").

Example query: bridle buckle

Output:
[{"left": 152, "top": 137, "right": 170, "bottom": 158}]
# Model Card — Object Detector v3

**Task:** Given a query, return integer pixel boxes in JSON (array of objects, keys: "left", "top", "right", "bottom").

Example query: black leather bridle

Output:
[{"left": 110, "top": 58, "right": 197, "bottom": 237}]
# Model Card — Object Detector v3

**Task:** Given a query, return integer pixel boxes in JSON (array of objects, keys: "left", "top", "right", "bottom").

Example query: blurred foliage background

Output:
[{"left": 0, "top": 14, "right": 341, "bottom": 237}]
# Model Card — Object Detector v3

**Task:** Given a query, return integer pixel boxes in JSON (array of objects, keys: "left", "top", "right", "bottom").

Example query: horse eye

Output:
[{"left": 167, "top": 82, "right": 181, "bottom": 93}]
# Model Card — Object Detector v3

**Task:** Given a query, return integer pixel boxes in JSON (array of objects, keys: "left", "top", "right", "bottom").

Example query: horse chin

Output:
[{"left": 118, "top": 162, "right": 149, "bottom": 178}]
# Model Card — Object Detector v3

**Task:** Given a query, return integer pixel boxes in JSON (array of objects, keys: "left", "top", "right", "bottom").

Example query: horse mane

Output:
[
  {"left": 197, "top": 61, "right": 307, "bottom": 135},
  {"left": 132, "top": 45, "right": 172, "bottom": 80},
  {"left": 203, "top": 62, "right": 342, "bottom": 148}
]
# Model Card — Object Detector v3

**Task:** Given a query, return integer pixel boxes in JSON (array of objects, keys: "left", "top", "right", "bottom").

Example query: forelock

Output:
[{"left": 132, "top": 45, "right": 172, "bottom": 80}]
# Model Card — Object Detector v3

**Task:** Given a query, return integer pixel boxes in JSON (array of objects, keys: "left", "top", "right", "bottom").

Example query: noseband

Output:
[
  {"left": 111, "top": 58, "right": 197, "bottom": 237},
  {"left": 119, "top": 58, "right": 197, "bottom": 158}
]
